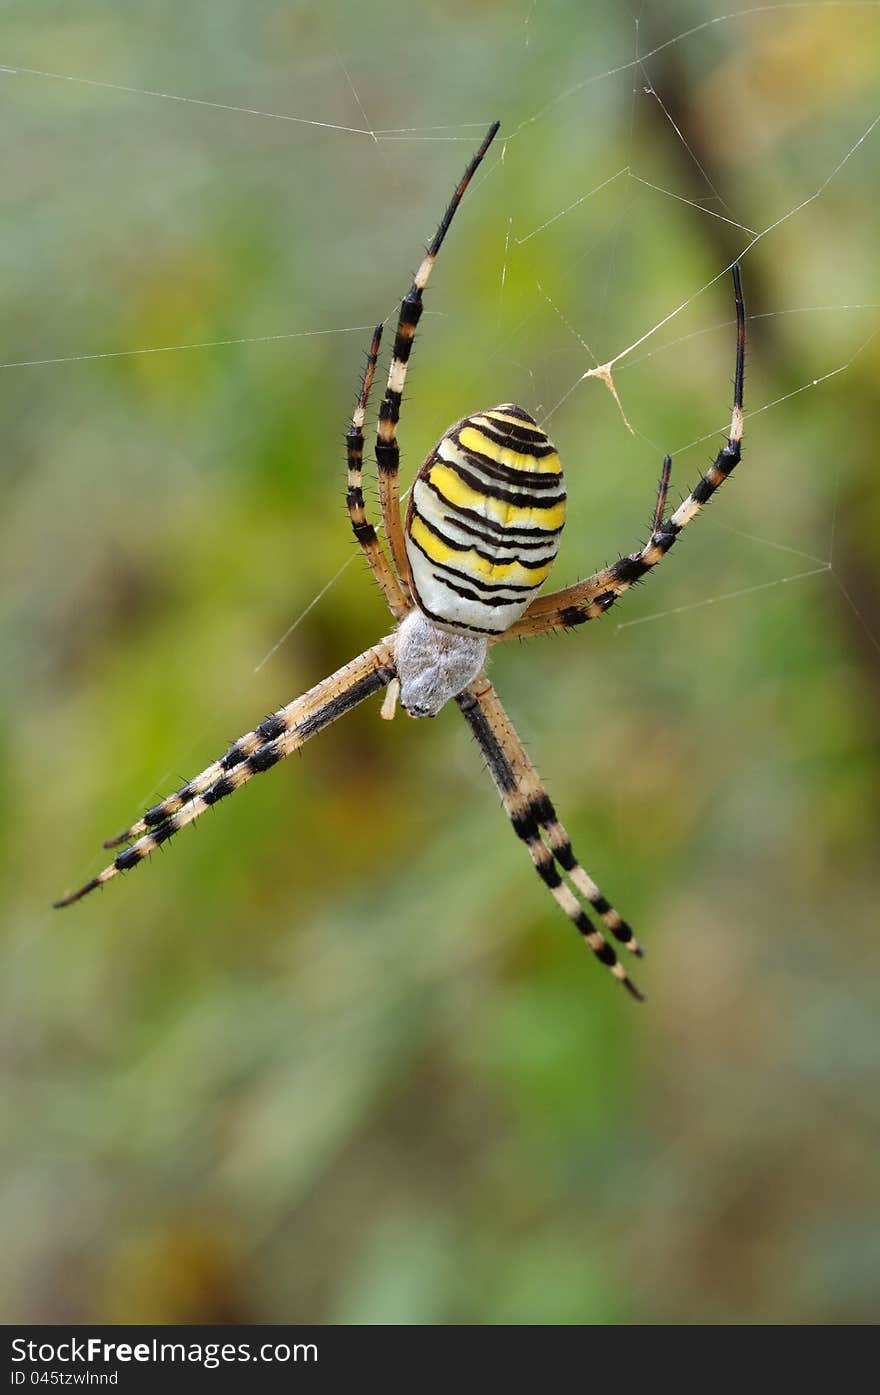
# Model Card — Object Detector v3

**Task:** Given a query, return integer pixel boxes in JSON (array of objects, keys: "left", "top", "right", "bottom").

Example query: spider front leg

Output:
[
  {"left": 502, "top": 263, "right": 745, "bottom": 639},
  {"left": 346, "top": 323, "right": 410, "bottom": 619},
  {"left": 375, "top": 120, "right": 500, "bottom": 594},
  {"left": 457, "top": 675, "right": 644, "bottom": 1000},
  {"left": 651, "top": 453, "right": 673, "bottom": 534}
]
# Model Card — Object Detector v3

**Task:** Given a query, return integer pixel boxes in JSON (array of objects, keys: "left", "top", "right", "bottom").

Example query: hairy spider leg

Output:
[
  {"left": 56, "top": 642, "right": 395, "bottom": 905},
  {"left": 457, "top": 675, "right": 644, "bottom": 1000},
  {"left": 502, "top": 264, "right": 745, "bottom": 638},
  {"left": 375, "top": 120, "right": 501, "bottom": 592},
  {"left": 345, "top": 323, "right": 410, "bottom": 617}
]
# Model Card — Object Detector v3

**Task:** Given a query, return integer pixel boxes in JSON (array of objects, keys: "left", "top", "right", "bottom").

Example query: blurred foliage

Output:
[{"left": 2, "top": 0, "right": 879, "bottom": 1325}]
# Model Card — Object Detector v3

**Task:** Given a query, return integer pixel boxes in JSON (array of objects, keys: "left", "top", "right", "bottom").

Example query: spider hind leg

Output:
[
  {"left": 457, "top": 676, "right": 644, "bottom": 1001},
  {"left": 531, "top": 793, "right": 643, "bottom": 956},
  {"left": 55, "top": 641, "right": 397, "bottom": 907}
]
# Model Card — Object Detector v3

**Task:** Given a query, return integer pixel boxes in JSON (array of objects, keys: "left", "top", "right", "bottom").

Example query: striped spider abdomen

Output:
[{"left": 405, "top": 404, "right": 566, "bottom": 636}]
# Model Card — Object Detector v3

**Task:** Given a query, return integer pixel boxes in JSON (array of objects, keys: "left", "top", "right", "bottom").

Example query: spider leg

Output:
[
  {"left": 375, "top": 120, "right": 500, "bottom": 593},
  {"left": 346, "top": 324, "right": 410, "bottom": 619},
  {"left": 55, "top": 640, "right": 396, "bottom": 906},
  {"left": 651, "top": 454, "right": 673, "bottom": 534},
  {"left": 500, "top": 263, "right": 745, "bottom": 640},
  {"left": 456, "top": 675, "right": 644, "bottom": 1001},
  {"left": 459, "top": 676, "right": 641, "bottom": 953},
  {"left": 101, "top": 660, "right": 371, "bottom": 848}
]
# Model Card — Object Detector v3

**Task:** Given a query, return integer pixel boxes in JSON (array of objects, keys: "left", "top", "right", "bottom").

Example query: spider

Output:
[{"left": 56, "top": 120, "right": 746, "bottom": 1003}]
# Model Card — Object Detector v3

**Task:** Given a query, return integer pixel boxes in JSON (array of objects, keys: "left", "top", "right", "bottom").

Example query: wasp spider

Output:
[{"left": 56, "top": 120, "right": 747, "bottom": 1003}]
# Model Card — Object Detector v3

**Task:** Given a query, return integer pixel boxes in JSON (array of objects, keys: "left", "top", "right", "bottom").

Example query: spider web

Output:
[
  {"left": 6, "top": 4, "right": 876, "bottom": 662},
  {"left": 5, "top": 0, "right": 878, "bottom": 826}
]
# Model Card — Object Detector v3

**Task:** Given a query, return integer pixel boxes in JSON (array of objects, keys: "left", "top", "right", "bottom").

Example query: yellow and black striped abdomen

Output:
[{"left": 405, "top": 405, "right": 565, "bottom": 635}]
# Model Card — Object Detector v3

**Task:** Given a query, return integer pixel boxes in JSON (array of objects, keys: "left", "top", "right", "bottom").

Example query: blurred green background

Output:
[{"left": 2, "top": 0, "right": 879, "bottom": 1325}]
